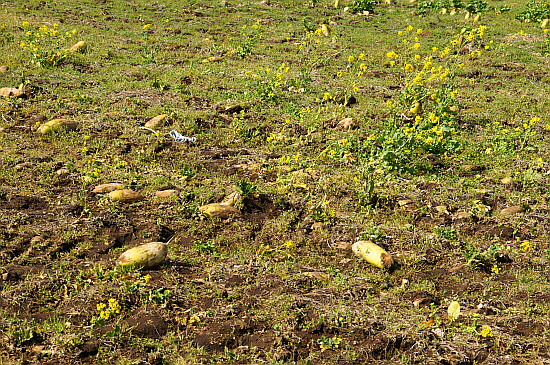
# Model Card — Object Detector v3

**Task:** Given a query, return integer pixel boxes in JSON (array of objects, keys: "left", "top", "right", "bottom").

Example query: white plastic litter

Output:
[
  {"left": 138, "top": 126, "right": 196, "bottom": 142},
  {"left": 170, "top": 130, "right": 196, "bottom": 142}
]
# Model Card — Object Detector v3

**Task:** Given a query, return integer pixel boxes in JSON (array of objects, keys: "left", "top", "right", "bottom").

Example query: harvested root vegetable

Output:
[
  {"left": 92, "top": 183, "right": 124, "bottom": 193},
  {"left": 199, "top": 191, "right": 242, "bottom": 218},
  {"left": 144, "top": 114, "right": 168, "bottom": 129},
  {"left": 108, "top": 189, "right": 143, "bottom": 203},
  {"left": 352, "top": 240, "right": 394, "bottom": 269},
  {"left": 116, "top": 242, "right": 168, "bottom": 269},
  {"left": 69, "top": 41, "right": 86, "bottom": 53},
  {"left": 36, "top": 119, "right": 78, "bottom": 135},
  {"left": 0, "top": 84, "right": 29, "bottom": 98},
  {"left": 155, "top": 189, "right": 178, "bottom": 198},
  {"left": 199, "top": 203, "right": 241, "bottom": 218}
]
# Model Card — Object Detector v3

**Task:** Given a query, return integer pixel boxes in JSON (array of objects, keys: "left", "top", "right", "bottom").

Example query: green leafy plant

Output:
[
  {"left": 465, "top": 0, "right": 488, "bottom": 14},
  {"left": 516, "top": 0, "right": 550, "bottom": 22},
  {"left": 317, "top": 336, "right": 342, "bottom": 351},
  {"left": 349, "top": 0, "right": 377, "bottom": 13},
  {"left": 91, "top": 298, "right": 121, "bottom": 327},
  {"left": 193, "top": 240, "right": 219, "bottom": 255},
  {"left": 236, "top": 179, "right": 258, "bottom": 197},
  {"left": 19, "top": 22, "right": 78, "bottom": 67},
  {"left": 0, "top": 23, "right": 14, "bottom": 44}
]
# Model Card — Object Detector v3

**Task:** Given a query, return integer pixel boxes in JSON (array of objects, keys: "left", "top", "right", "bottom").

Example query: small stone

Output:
[
  {"left": 335, "top": 117, "right": 354, "bottom": 130},
  {"left": 1, "top": 272, "right": 8, "bottom": 281},
  {"left": 0, "top": 65, "right": 8, "bottom": 72},
  {"left": 15, "top": 162, "right": 34, "bottom": 170},
  {"left": 336, "top": 241, "right": 352, "bottom": 250},
  {"left": 397, "top": 199, "right": 414, "bottom": 207},
  {"left": 92, "top": 183, "right": 124, "bottom": 193},
  {"left": 311, "top": 222, "right": 327, "bottom": 231},
  {"left": 500, "top": 206, "right": 524, "bottom": 215},
  {"left": 461, "top": 164, "right": 483, "bottom": 172},
  {"left": 500, "top": 177, "right": 514, "bottom": 185},
  {"left": 453, "top": 210, "right": 470, "bottom": 221},
  {"left": 155, "top": 189, "right": 178, "bottom": 198},
  {"left": 56, "top": 168, "right": 70, "bottom": 176},
  {"left": 30, "top": 236, "right": 45, "bottom": 245},
  {"left": 434, "top": 205, "right": 450, "bottom": 214}
]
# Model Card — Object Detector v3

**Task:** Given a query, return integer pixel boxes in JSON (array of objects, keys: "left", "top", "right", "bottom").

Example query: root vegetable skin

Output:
[
  {"left": 108, "top": 189, "right": 143, "bottom": 203},
  {"left": 352, "top": 240, "right": 394, "bottom": 269},
  {"left": 199, "top": 203, "right": 241, "bottom": 218},
  {"left": 116, "top": 242, "right": 168, "bottom": 269},
  {"left": 36, "top": 119, "right": 77, "bottom": 135},
  {"left": 69, "top": 41, "right": 86, "bottom": 53}
]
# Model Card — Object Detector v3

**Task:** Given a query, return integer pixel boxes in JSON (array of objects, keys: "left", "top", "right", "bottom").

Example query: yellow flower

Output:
[
  {"left": 529, "top": 117, "right": 541, "bottom": 125},
  {"left": 491, "top": 265, "right": 500, "bottom": 274},
  {"left": 336, "top": 71, "right": 343, "bottom": 77},
  {"left": 72, "top": 29, "right": 77, "bottom": 34},
  {"left": 416, "top": 28, "right": 423, "bottom": 34},
  {"left": 284, "top": 240, "right": 295, "bottom": 249},
  {"left": 22, "top": 21, "right": 30, "bottom": 27},
  {"left": 386, "top": 51, "right": 398, "bottom": 60},
  {"left": 413, "top": 42, "right": 421, "bottom": 50},
  {"left": 347, "top": 55, "right": 355, "bottom": 62},
  {"left": 520, "top": 241, "right": 532, "bottom": 252},
  {"left": 404, "top": 63, "right": 413, "bottom": 71},
  {"left": 480, "top": 325, "right": 493, "bottom": 337},
  {"left": 407, "top": 25, "right": 414, "bottom": 32},
  {"left": 143, "top": 24, "right": 152, "bottom": 30},
  {"left": 358, "top": 53, "right": 366, "bottom": 60}
]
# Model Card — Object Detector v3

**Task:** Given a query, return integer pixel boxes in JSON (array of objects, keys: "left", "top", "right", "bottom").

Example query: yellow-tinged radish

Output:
[
  {"left": 447, "top": 301, "right": 461, "bottom": 322},
  {"left": 155, "top": 189, "right": 178, "bottom": 198},
  {"left": 108, "top": 189, "right": 143, "bottom": 203},
  {"left": 409, "top": 101, "right": 422, "bottom": 115},
  {"left": 116, "top": 242, "right": 168, "bottom": 269},
  {"left": 199, "top": 203, "right": 241, "bottom": 219},
  {"left": 144, "top": 114, "right": 168, "bottom": 129},
  {"left": 0, "top": 83, "right": 28, "bottom": 98},
  {"left": 352, "top": 240, "right": 394, "bottom": 269},
  {"left": 92, "top": 183, "right": 124, "bottom": 193},
  {"left": 321, "top": 24, "right": 330, "bottom": 37},
  {"left": 0, "top": 87, "right": 24, "bottom": 98},
  {"left": 36, "top": 119, "right": 78, "bottom": 135},
  {"left": 69, "top": 41, "right": 86, "bottom": 53}
]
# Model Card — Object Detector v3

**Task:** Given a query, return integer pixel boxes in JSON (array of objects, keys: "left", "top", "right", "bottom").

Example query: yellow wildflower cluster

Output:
[
  {"left": 20, "top": 22, "right": 78, "bottom": 67},
  {"left": 96, "top": 298, "right": 121, "bottom": 321},
  {"left": 480, "top": 325, "right": 493, "bottom": 337}
]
